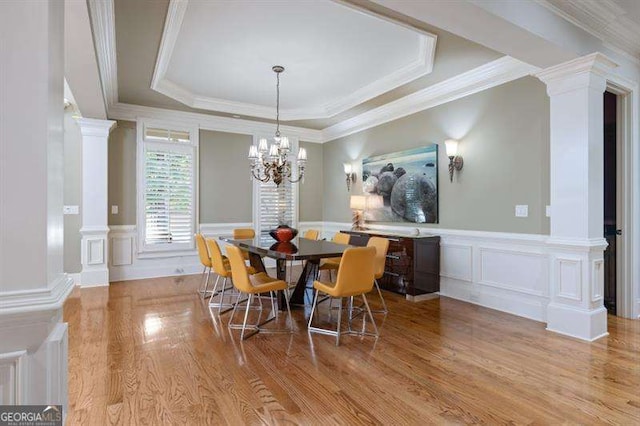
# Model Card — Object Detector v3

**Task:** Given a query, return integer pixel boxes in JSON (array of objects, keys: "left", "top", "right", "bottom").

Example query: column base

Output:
[
  {"left": 79, "top": 268, "right": 109, "bottom": 287},
  {"left": 546, "top": 303, "right": 608, "bottom": 341}
]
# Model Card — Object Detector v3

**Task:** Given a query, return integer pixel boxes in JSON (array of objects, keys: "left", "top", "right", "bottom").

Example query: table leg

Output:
[
  {"left": 248, "top": 252, "right": 266, "bottom": 273},
  {"left": 290, "top": 259, "right": 319, "bottom": 307},
  {"left": 276, "top": 258, "right": 288, "bottom": 311}
]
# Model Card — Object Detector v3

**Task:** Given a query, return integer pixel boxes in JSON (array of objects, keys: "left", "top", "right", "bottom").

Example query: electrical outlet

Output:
[
  {"left": 63, "top": 205, "right": 79, "bottom": 215},
  {"left": 111, "top": 205, "right": 118, "bottom": 214},
  {"left": 515, "top": 205, "right": 529, "bottom": 217},
  {"left": 545, "top": 205, "right": 551, "bottom": 217}
]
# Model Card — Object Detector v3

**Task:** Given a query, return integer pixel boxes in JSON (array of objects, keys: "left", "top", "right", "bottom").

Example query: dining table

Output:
[{"left": 219, "top": 235, "right": 351, "bottom": 310}]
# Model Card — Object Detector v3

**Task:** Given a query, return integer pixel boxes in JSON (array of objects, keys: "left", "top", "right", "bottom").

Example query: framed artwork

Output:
[{"left": 362, "top": 145, "right": 438, "bottom": 224}]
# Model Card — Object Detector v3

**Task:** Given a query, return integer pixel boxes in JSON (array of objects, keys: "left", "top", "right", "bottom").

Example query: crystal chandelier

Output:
[{"left": 248, "top": 66, "right": 307, "bottom": 186}]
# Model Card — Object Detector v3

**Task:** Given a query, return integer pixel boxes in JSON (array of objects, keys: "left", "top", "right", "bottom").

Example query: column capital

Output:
[
  {"left": 76, "top": 117, "right": 117, "bottom": 137},
  {"left": 536, "top": 53, "right": 618, "bottom": 96}
]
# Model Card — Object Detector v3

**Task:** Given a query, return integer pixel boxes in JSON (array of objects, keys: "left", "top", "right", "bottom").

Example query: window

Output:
[
  {"left": 252, "top": 135, "right": 299, "bottom": 237},
  {"left": 137, "top": 120, "right": 198, "bottom": 254}
]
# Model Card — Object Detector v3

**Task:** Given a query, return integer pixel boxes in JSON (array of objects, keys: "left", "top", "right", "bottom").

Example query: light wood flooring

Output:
[{"left": 65, "top": 273, "right": 640, "bottom": 425}]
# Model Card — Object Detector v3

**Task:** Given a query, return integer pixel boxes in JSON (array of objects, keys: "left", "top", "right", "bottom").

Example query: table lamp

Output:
[{"left": 350, "top": 195, "right": 368, "bottom": 230}]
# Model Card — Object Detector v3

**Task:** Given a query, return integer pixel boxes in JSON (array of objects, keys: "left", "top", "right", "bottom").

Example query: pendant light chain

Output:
[{"left": 275, "top": 71, "right": 281, "bottom": 139}]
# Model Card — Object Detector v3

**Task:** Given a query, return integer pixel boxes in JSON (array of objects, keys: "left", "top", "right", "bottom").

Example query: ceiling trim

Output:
[
  {"left": 322, "top": 56, "right": 540, "bottom": 142},
  {"left": 150, "top": 0, "right": 436, "bottom": 121},
  {"left": 150, "top": 0, "right": 189, "bottom": 96},
  {"left": 108, "top": 102, "right": 325, "bottom": 143},
  {"left": 535, "top": 0, "right": 640, "bottom": 65},
  {"left": 87, "top": 0, "right": 118, "bottom": 109}
]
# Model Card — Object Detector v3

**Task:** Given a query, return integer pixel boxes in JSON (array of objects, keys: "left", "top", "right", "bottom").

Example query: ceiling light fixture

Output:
[{"left": 248, "top": 65, "right": 307, "bottom": 186}]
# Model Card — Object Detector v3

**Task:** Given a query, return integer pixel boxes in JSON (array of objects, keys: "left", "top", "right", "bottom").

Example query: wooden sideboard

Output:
[{"left": 342, "top": 230, "right": 440, "bottom": 299}]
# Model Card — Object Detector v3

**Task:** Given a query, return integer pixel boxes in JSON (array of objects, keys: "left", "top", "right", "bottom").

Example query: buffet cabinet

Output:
[{"left": 342, "top": 230, "right": 440, "bottom": 298}]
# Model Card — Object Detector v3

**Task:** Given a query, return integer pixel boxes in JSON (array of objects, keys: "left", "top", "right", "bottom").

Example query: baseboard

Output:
[
  {"left": 406, "top": 292, "right": 439, "bottom": 302},
  {"left": 110, "top": 262, "right": 203, "bottom": 282}
]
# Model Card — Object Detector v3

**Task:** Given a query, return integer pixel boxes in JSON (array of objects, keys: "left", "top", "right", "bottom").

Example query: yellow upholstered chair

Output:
[
  {"left": 302, "top": 229, "right": 320, "bottom": 240},
  {"left": 206, "top": 238, "right": 256, "bottom": 314},
  {"left": 195, "top": 234, "right": 213, "bottom": 298},
  {"left": 318, "top": 232, "right": 351, "bottom": 280},
  {"left": 308, "top": 246, "right": 378, "bottom": 345},
  {"left": 233, "top": 228, "right": 256, "bottom": 261},
  {"left": 226, "top": 246, "right": 293, "bottom": 340},
  {"left": 367, "top": 237, "right": 390, "bottom": 313}
]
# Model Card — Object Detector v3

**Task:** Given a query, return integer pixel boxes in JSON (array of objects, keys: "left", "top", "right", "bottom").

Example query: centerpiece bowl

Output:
[{"left": 269, "top": 224, "right": 298, "bottom": 242}]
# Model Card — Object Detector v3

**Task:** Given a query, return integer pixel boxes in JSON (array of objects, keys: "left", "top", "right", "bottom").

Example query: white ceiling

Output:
[
  {"left": 152, "top": 0, "right": 436, "bottom": 121},
  {"left": 539, "top": 0, "right": 640, "bottom": 61}
]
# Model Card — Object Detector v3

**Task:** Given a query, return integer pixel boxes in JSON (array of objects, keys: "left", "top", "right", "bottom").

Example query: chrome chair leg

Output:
[
  {"left": 307, "top": 289, "right": 320, "bottom": 329},
  {"left": 361, "top": 294, "right": 379, "bottom": 337},
  {"left": 335, "top": 297, "right": 342, "bottom": 346},
  {"left": 228, "top": 291, "right": 243, "bottom": 327},
  {"left": 201, "top": 268, "right": 212, "bottom": 299},
  {"left": 371, "top": 279, "right": 388, "bottom": 314},
  {"left": 240, "top": 294, "right": 253, "bottom": 340},
  {"left": 197, "top": 266, "right": 208, "bottom": 295}
]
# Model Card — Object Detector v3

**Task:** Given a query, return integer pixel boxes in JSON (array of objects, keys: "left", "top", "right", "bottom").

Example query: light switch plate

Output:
[
  {"left": 545, "top": 205, "right": 551, "bottom": 217},
  {"left": 111, "top": 205, "right": 119, "bottom": 214},
  {"left": 63, "top": 205, "right": 79, "bottom": 215},
  {"left": 515, "top": 205, "right": 528, "bottom": 217}
]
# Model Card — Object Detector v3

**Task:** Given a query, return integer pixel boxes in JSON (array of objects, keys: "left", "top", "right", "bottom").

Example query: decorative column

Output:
[
  {"left": 537, "top": 53, "right": 617, "bottom": 341},
  {"left": 77, "top": 118, "right": 116, "bottom": 286}
]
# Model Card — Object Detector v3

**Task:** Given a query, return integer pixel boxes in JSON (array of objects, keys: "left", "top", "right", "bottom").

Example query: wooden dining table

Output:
[{"left": 219, "top": 235, "right": 350, "bottom": 309}]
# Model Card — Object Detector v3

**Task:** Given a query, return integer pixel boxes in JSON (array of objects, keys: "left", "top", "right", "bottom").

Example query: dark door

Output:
[{"left": 603, "top": 91, "right": 617, "bottom": 315}]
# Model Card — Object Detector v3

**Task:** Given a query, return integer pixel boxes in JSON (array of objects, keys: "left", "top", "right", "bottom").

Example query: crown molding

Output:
[
  {"left": 108, "top": 102, "right": 325, "bottom": 142},
  {"left": 322, "top": 56, "right": 539, "bottom": 142},
  {"left": 535, "top": 0, "right": 640, "bottom": 64},
  {"left": 87, "top": 0, "right": 118, "bottom": 109},
  {"left": 150, "top": 0, "right": 436, "bottom": 121},
  {"left": 535, "top": 52, "right": 618, "bottom": 83},
  {"left": 110, "top": 56, "right": 538, "bottom": 143}
]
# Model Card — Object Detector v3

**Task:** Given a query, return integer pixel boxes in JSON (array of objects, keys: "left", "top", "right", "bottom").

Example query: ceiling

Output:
[
  {"left": 156, "top": 0, "right": 434, "bottom": 121},
  {"left": 539, "top": 0, "right": 640, "bottom": 60}
]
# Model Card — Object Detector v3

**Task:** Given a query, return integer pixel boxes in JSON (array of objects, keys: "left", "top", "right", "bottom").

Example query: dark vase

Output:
[{"left": 269, "top": 224, "right": 298, "bottom": 242}]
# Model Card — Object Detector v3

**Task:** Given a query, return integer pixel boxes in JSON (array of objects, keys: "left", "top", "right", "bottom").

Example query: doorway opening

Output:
[{"left": 603, "top": 90, "right": 617, "bottom": 315}]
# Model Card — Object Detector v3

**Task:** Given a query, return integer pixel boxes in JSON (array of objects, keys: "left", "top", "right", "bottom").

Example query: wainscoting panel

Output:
[
  {"left": 478, "top": 248, "right": 548, "bottom": 297},
  {"left": 323, "top": 222, "right": 550, "bottom": 322},
  {"left": 556, "top": 257, "right": 583, "bottom": 302},
  {"left": 111, "top": 236, "right": 133, "bottom": 266},
  {"left": 87, "top": 238, "right": 105, "bottom": 265},
  {"left": 0, "top": 350, "right": 26, "bottom": 404},
  {"left": 109, "top": 222, "right": 322, "bottom": 281},
  {"left": 441, "top": 244, "right": 473, "bottom": 282}
]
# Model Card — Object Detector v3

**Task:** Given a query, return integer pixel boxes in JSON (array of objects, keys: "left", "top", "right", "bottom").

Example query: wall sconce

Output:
[
  {"left": 445, "top": 139, "right": 464, "bottom": 182},
  {"left": 344, "top": 163, "right": 357, "bottom": 191}
]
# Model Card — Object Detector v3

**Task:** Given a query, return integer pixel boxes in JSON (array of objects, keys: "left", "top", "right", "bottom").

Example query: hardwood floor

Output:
[{"left": 64, "top": 274, "right": 640, "bottom": 425}]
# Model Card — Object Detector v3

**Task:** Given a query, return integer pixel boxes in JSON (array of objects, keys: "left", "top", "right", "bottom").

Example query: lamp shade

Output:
[
  {"left": 350, "top": 195, "right": 367, "bottom": 211},
  {"left": 445, "top": 139, "right": 458, "bottom": 157},
  {"left": 343, "top": 163, "right": 352, "bottom": 174},
  {"left": 248, "top": 145, "right": 259, "bottom": 159},
  {"left": 258, "top": 138, "right": 269, "bottom": 152},
  {"left": 366, "top": 195, "right": 383, "bottom": 210}
]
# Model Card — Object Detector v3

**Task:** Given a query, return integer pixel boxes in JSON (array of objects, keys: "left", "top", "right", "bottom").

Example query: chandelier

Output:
[{"left": 248, "top": 66, "right": 307, "bottom": 186}]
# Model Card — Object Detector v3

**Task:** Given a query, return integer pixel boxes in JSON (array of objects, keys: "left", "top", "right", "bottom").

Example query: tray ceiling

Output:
[{"left": 150, "top": 0, "right": 436, "bottom": 121}]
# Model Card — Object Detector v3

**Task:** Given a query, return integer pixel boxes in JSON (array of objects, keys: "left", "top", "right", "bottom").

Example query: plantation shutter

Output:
[
  {"left": 258, "top": 180, "right": 295, "bottom": 237},
  {"left": 253, "top": 135, "right": 299, "bottom": 237}
]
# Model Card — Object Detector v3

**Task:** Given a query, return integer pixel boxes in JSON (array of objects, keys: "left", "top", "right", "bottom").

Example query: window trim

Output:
[
  {"left": 251, "top": 134, "right": 300, "bottom": 236},
  {"left": 136, "top": 117, "right": 199, "bottom": 256}
]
